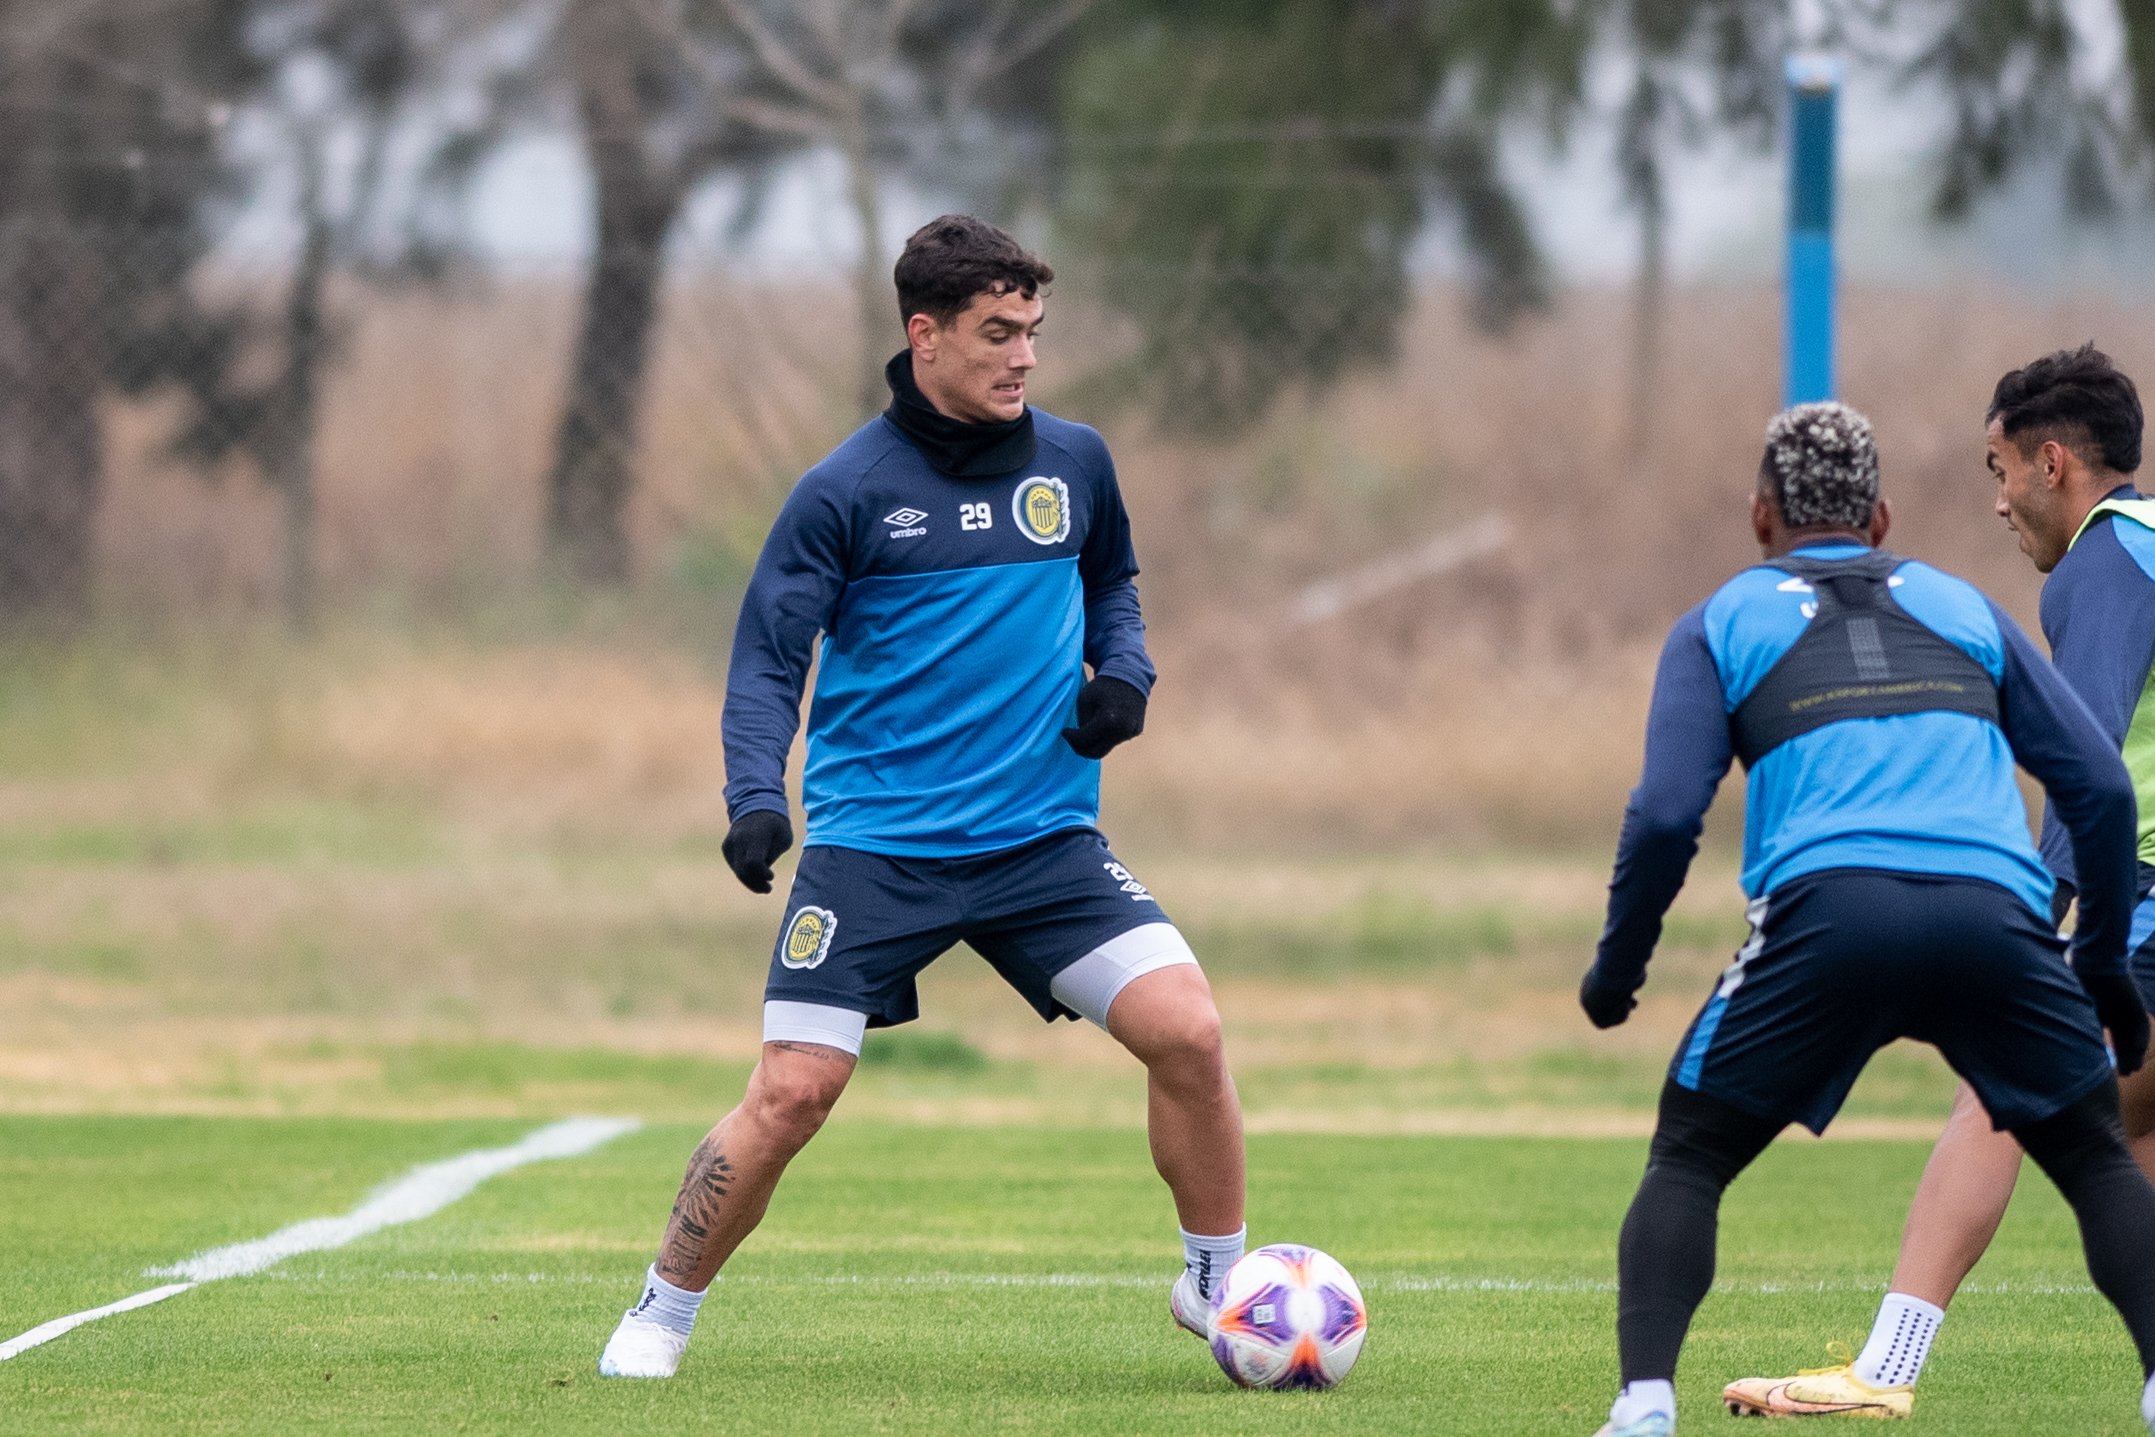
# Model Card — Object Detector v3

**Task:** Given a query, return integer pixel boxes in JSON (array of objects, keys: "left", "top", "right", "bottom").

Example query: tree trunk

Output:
[
  {"left": 0, "top": 228, "right": 106, "bottom": 626},
  {"left": 270, "top": 140, "right": 333, "bottom": 631},
  {"left": 0, "top": 31, "right": 111, "bottom": 627},
  {"left": 545, "top": 174, "right": 681, "bottom": 586},
  {"left": 842, "top": 127, "right": 889, "bottom": 418},
  {"left": 546, "top": 0, "right": 686, "bottom": 587},
  {"left": 1624, "top": 198, "right": 1666, "bottom": 461}
]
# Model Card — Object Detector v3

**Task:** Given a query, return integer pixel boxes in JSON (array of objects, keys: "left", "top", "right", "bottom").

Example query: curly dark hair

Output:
[
  {"left": 1988, "top": 343, "right": 2142, "bottom": 475},
  {"left": 894, "top": 214, "right": 1053, "bottom": 327}
]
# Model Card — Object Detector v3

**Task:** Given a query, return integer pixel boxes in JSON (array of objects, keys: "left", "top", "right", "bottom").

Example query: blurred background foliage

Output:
[
  {"left": 1, "top": 0, "right": 2153, "bottom": 625},
  {"left": 8, "top": 0, "right": 2155, "bottom": 1118}
]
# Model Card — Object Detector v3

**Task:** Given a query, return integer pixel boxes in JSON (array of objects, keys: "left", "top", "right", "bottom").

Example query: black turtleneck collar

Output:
[{"left": 882, "top": 350, "right": 1037, "bottom": 478}]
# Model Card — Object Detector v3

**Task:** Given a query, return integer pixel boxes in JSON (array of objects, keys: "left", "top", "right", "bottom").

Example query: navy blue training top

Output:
[
  {"left": 1596, "top": 541, "right": 2136, "bottom": 986},
  {"left": 721, "top": 408, "right": 1154, "bottom": 857}
]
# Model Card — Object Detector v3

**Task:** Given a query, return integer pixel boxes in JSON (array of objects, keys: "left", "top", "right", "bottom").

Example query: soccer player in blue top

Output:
[
  {"left": 1578, "top": 401, "right": 2155, "bottom": 1437},
  {"left": 1729, "top": 347, "right": 2155, "bottom": 1419},
  {"left": 599, "top": 216, "right": 1247, "bottom": 1379}
]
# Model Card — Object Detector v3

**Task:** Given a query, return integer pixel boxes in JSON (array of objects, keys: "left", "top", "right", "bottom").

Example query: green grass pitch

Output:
[{"left": 1, "top": 1115, "right": 2147, "bottom": 1435}]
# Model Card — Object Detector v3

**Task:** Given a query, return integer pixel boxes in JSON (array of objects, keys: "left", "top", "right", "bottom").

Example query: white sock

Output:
[
  {"left": 1851, "top": 1292, "right": 1944, "bottom": 1388},
  {"left": 1181, "top": 1226, "right": 1246, "bottom": 1301},
  {"left": 628, "top": 1265, "right": 708, "bottom": 1337},
  {"left": 1610, "top": 1378, "right": 1675, "bottom": 1426},
  {"left": 2141, "top": 1368, "right": 2155, "bottom": 1429}
]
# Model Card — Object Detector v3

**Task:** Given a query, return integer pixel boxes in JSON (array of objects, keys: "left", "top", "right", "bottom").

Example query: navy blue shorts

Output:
[
  {"left": 764, "top": 827, "right": 1170, "bottom": 1027},
  {"left": 1671, "top": 868, "right": 2112, "bottom": 1134}
]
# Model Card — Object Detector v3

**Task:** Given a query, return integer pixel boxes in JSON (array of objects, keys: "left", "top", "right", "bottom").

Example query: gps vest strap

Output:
[
  {"left": 1728, "top": 550, "right": 2002, "bottom": 769},
  {"left": 2071, "top": 496, "right": 2155, "bottom": 548},
  {"left": 2071, "top": 498, "right": 2155, "bottom": 869}
]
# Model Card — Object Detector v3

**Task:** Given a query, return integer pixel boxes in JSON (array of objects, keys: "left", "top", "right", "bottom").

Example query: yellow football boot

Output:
[{"left": 1724, "top": 1344, "right": 1913, "bottom": 1419}]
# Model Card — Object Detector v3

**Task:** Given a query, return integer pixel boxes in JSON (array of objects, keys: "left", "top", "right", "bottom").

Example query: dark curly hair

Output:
[
  {"left": 894, "top": 215, "right": 1054, "bottom": 327},
  {"left": 1988, "top": 343, "right": 2142, "bottom": 475}
]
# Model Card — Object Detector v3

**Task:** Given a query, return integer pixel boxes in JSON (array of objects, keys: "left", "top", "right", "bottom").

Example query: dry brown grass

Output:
[
  {"left": 96, "top": 274, "right": 849, "bottom": 610},
  {"left": 12, "top": 275, "right": 2118, "bottom": 1126},
  {"left": 287, "top": 642, "right": 735, "bottom": 835},
  {"left": 91, "top": 277, "right": 2155, "bottom": 626},
  {"left": 228, "top": 634, "right": 1657, "bottom": 848},
  {"left": 78, "top": 277, "right": 2155, "bottom": 848},
  {"left": 1107, "top": 639, "right": 1661, "bottom": 848}
]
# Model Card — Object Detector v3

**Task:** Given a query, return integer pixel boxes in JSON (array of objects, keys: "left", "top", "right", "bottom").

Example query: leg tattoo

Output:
[
  {"left": 657, "top": 1137, "right": 736, "bottom": 1285},
  {"left": 766, "top": 1040, "right": 853, "bottom": 1062}
]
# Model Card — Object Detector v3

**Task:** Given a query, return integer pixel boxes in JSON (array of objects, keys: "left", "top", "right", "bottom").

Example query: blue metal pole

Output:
[{"left": 1784, "top": 53, "right": 1839, "bottom": 405}]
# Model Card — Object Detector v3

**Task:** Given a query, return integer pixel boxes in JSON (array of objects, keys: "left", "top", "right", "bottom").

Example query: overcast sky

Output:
[{"left": 228, "top": 31, "right": 2155, "bottom": 299}]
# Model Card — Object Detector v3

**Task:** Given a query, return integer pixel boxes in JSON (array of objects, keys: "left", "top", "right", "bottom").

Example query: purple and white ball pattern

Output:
[{"left": 1208, "top": 1243, "right": 1367, "bottom": 1390}]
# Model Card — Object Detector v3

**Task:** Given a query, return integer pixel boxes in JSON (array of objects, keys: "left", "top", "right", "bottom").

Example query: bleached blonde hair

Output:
[{"left": 1762, "top": 401, "right": 1878, "bottom": 529}]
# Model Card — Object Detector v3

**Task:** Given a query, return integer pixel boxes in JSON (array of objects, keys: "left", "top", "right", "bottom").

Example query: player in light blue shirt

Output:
[
  {"left": 1730, "top": 348, "right": 2155, "bottom": 1419},
  {"left": 1581, "top": 401, "right": 2155, "bottom": 1437}
]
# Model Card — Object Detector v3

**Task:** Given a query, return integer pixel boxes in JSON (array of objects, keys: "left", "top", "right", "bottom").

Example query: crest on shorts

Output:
[
  {"left": 1012, "top": 476, "right": 1070, "bottom": 545},
  {"left": 781, "top": 906, "right": 837, "bottom": 969}
]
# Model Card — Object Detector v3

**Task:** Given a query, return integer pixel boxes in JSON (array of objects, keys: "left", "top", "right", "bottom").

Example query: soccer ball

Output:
[{"left": 1209, "top": 1243, "right": 1367, "bottom": 1390}]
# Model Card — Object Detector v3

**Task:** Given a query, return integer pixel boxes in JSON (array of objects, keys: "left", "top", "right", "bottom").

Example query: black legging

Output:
[
  {"left": 1616, "top": 1076, "right": 2155, "bottom": 1385},
  {"left": 2017, "top": 1080, "right": 2155, "bottom": 1375}
]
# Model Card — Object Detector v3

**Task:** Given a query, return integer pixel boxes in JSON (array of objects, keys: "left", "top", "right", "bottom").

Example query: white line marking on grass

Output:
[
  {"left": 801, "top": 1273, "right": 1160, "bottom": 1289},
  {"left": 150, "top": 1117, "right": 638, "bottom": 1282},
  {"left": 245, "top": 1269, "right": 2106, "bottom": 1299},
  {"left": 0, "top": 1284, "right": 198, "bottom": 1362},
  {"left": 0, "top": 1117, "right": 638, "bottom": 1364},
  {"left": 1381, "top": 1276, "right": 2099, "bottom": 1297}
]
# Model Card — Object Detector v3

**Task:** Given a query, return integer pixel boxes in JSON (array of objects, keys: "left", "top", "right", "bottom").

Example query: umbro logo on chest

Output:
[{"left": 881, "top": 479, "right": 1071, "bottom": 543}]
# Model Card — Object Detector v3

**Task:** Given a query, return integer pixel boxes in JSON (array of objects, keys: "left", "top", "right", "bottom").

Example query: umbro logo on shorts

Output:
[{"left": 1104, "top": 860, "right": 1151, "bottom": 900}]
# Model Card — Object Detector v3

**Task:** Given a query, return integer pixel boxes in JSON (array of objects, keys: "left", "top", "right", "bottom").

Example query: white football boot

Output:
[
  {"left": 1594, "top": 1415, "right": 1672, "bottom": 1437},
  {"left": 599, "top": 1311, "right": 689, "bottom": 1378},
  {"left": 1170, "top": 1270, "right": 1212, "bottom": 1338}
]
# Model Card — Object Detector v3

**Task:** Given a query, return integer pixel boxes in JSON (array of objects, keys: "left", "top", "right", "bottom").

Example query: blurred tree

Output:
[
  {"left": 533, "top": 0, "right": 1087, "bottom": 586},
  {"left": 0, "top": 0, "right": 521, "bottom": 627},
  {"left": 542, "top": 2, "right": 759, "bottom": 585},
  {"left": 518, "top": 0, "right": 840, "bottom": 586},
  {"left": 695, "top": 0, "right": 1092, "bottom": 415},
  {"left": 150, "top": 0, "right": 569, "bottom": 626},
  {"left": 0, "top": 0, "right": 258, "bottom": 626},
  {"left": 14, "top": 0, "right": 2140, "bottom": 619},
  {"left": 159, "top": 0, "right": 439, "bottom": 629},
  {"left": 1049, "top": 0, "right": 1558, "bottom": 433},
  {"left": 1901, "top": 0, "right": 2131, "bottom": 218},
  {"left": 1587, "top": 0, "right": 2138, "bottom": 452},
  {"left": 1599, "top": 1, "right": 1786, "bottom": 456},
  {"left": 633, "top": 0, "right": 2155, "bottom": 555}
]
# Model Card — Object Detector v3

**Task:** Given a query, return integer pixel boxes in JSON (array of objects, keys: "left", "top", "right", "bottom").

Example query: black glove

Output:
[
  {"left": 2082, "top": 969, "right": 2152, "bottom": 1077},
  {"left": 1061, "top": 675, "right": 1146, "bottom": 759},
  {"left": 1579, "top": 965, "right": 1641, "bottom": 1030},
  {"left": 721, "top": 809, "right": 793, "bottom": 894},
  {"left": 2051, "top": 879, "right": 2077, "bottom": 929}
]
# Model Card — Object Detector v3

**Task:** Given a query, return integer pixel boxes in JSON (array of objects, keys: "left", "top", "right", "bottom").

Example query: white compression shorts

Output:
[
  {"left": 1046, "top": 921, "right": 1199, "bottom": 1028},
  {"left": 761, "top": 1000, "right": 869, "bottom": 1056},
  {"left": 758, "top": 922, "right": 1200, "bottom": 1055}
]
